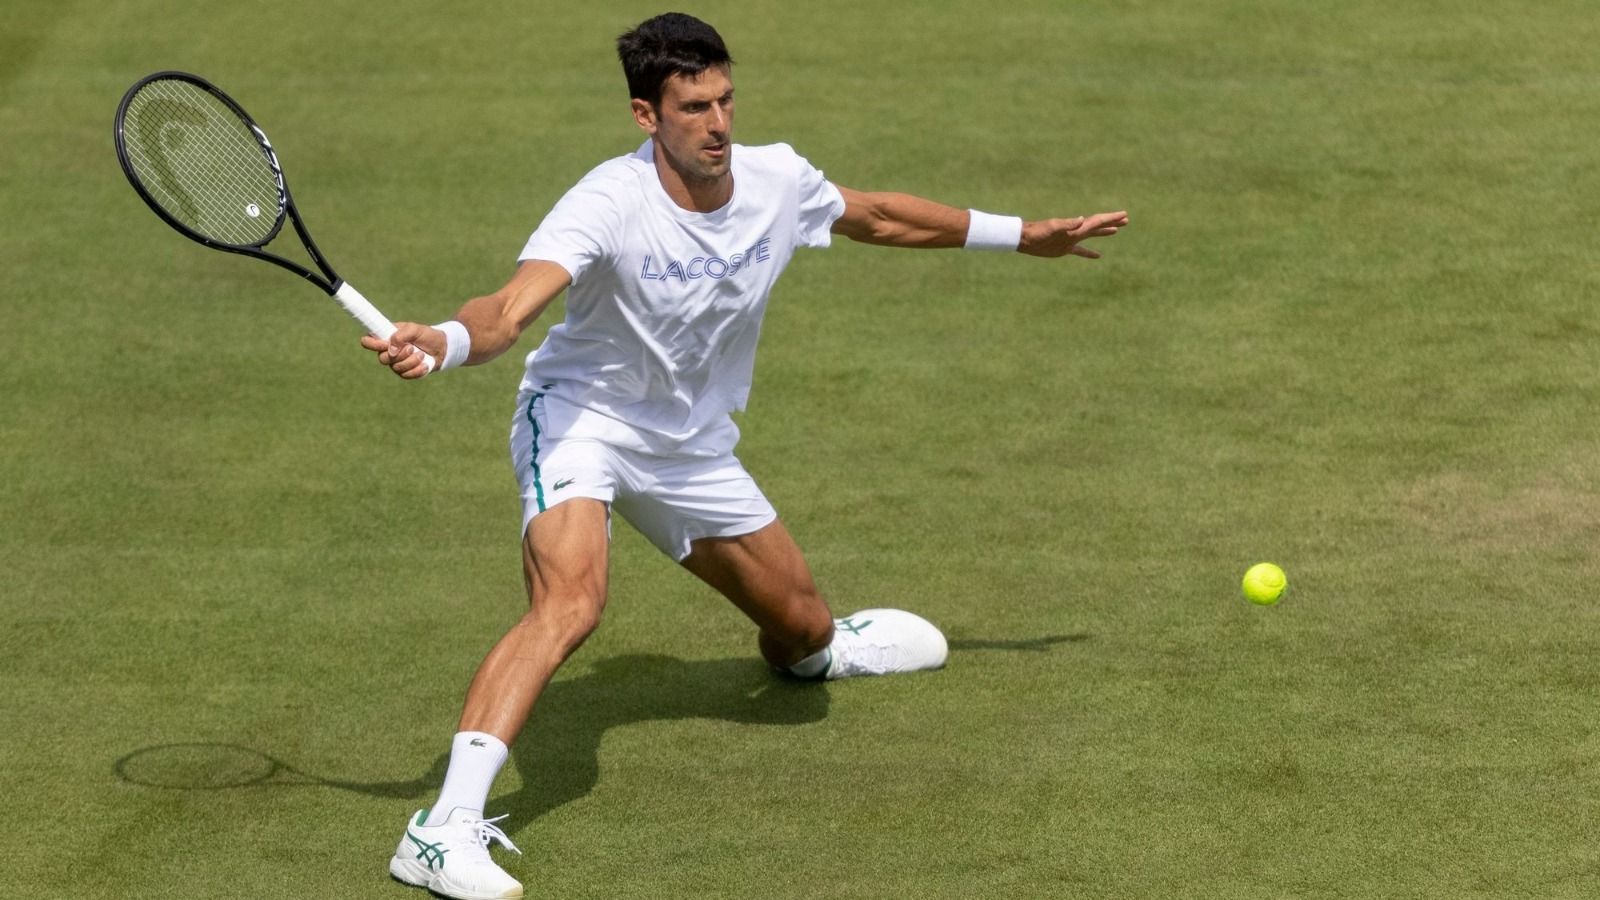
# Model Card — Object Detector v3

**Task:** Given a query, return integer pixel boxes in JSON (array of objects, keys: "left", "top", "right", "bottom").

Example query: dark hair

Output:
[{"left": 616, "top": 13, "right": 733, "bottom": 107}]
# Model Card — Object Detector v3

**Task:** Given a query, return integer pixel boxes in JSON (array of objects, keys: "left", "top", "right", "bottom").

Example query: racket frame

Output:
[
  {"left": 114, "top": 70, "right": 349, "bottom": 295},
  {"left": 114, "top": 70, "right": 432, "bottom": 368}
]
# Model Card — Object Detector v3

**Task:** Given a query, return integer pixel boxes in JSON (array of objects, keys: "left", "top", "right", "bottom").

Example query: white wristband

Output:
[
  {"left": 435, "top": 320, "right": 471, "bottom": 370},
  {"left": 964, "top": 209, "right": 1024, "bottom": 251}
]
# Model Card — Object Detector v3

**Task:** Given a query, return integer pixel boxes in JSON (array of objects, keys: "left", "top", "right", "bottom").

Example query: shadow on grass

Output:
[
  {"left": 947, "top": 634, "right": 1090, "bottom": 652},
  {"left": 116, "top": 635, "right": 1082, "bottom": 827},
  {"left": 114, "top": 654, "right": 827, "bottom": 831}
]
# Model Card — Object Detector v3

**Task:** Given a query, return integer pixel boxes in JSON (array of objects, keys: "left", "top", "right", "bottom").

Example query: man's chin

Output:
[
  {"left": 662, "top": 145, "right": 733, "bottom": 185},
  {"left": 685, "top": 163, "right": 731, "bottom": 186},
  {"left": 700, "top": 151, "right": 731, "bottom": 176}
]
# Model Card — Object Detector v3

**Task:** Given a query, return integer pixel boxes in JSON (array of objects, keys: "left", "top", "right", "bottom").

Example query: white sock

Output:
[
  {"left": 423, "top": 731, "right": 509, "bottom": 826},
  {"left": 786, "top": 646, "right": 832, "bottom": 679}
]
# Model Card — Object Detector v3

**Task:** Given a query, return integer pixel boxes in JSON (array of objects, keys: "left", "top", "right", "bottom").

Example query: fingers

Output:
[
  {"left": 387, "top": 342, "right": 442, "bottom": 379},
  {"left": 390, "top": 345, "right": 430, "bottom": 378},
  {"left": 400, "top": 349, "right": 439, "bottom": 378},
  {"left": 360, "top": 321, "right": 435, "bottom": 379},
  {"left": 1014, "top": 210, "right": 1127, "bottom": 259},
  {"left": 390, "top": 322, "right": 431, "bottom": 346},
  {"left": 1071, "top": 211, "right": 1129, "bottom": 236}
]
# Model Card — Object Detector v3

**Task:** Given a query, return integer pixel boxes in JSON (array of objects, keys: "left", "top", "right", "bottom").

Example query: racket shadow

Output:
[
  {"left": 114, "top": 654, "right": 828, "bottom": 830},
  {"left": 113, "top": 741, "right": 448, "bottom": 796}
]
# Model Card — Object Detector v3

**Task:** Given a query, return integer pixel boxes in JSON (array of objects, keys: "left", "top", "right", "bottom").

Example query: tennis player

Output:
[{"left": 368, "top": 13, "right": 1126, "bottom": 899}]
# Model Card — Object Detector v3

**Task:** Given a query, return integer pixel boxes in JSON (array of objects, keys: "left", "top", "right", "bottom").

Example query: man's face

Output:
[{"left": 634, "top": 66, "right": 735, "bottom": 184}]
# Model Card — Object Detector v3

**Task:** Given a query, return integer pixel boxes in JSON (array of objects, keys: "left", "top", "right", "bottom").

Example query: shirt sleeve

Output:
[
  {"left": 518, "top": 169, "right": 625, "bottom": 283},
  {"left": 789, "top": 146, "right": 847, "bottom": 250}
]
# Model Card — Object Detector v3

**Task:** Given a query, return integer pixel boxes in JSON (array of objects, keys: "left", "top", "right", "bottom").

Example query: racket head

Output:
[{"left": 115, "top": 71, "right": 289, "bottom": 252}]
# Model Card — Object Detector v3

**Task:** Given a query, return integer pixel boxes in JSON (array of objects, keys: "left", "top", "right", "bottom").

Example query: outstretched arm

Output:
[
  {"left": 360, "top": 259, "right": 573, "bottom": 379},
  {"left": 829, "top": 185, "right": 1128, "bottom": 259}
]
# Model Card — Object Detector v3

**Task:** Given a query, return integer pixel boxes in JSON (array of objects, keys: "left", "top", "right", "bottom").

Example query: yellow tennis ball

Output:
[{"left": 1241, "top": 562, "right": 1287, "bottom": 605}]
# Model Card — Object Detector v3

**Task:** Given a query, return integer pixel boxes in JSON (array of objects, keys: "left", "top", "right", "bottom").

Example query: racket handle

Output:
[{"left": 335, "top": 281, "right": 437, "bottom": 375}]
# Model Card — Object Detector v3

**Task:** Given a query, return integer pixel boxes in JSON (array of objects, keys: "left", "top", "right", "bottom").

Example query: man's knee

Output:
[
  {"left": 791, "top": 599, "right": 835, "bottom": 649},
  {"left": 761, "top": 594, "right": 834, "bottom": 659},
  {"left": 519, "top": 586, "right": 607, "bottom": 657}
]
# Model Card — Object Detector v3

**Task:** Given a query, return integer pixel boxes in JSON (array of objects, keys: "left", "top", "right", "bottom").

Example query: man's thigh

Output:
[
  {"left": 679, "top": 518, "right": 832, "bottom": 645},
  {"left": 522, "top": 496, "right": 611, "bottom": 607}
]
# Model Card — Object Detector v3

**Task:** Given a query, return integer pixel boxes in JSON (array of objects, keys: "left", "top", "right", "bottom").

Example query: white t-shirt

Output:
[{"left": 518, "top": 139, "right": 846, "bottom": 456}]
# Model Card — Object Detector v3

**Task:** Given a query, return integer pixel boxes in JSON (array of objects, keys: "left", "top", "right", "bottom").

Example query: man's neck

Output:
[{"left": 654, "top": 149, "right": 733, "bottom": 213}]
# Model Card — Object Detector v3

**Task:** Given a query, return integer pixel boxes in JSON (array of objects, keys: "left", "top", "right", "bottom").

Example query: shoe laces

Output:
[
  {"left": 832, "top": 634, "right": 901, "bottom": 674},
  {"left": 461, "top": 814, "right": 521, "bottom": 858}
]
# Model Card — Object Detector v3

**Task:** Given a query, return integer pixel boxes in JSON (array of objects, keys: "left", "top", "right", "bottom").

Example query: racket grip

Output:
[{"left": 335, "top": 281, "right": 437, "bottom": 375}]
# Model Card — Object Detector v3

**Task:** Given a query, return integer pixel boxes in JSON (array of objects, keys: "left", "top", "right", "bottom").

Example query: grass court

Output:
[{"left": 4, "top": 1, "right": 1599, "bottom": 896}]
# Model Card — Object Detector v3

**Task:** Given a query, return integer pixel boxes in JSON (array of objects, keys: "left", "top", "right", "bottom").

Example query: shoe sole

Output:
[
  {"left": 390, "top": 856, "right": 523, "bottom": 900},
  {"left": 389, "top": 856, "right": 433, "bottom": 888}
]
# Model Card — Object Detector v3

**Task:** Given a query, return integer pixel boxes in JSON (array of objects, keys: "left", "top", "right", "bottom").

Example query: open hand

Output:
[{"left": 1019, "top": 211, "right": 1129, "bottom": 259}]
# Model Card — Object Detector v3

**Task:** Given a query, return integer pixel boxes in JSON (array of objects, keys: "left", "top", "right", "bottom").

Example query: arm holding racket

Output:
[{"left": 362, "top": 260, "right": 572, "bottom": 379}]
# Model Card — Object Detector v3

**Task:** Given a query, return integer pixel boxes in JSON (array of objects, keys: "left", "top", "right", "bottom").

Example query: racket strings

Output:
[{"left": 121, "top": 79, "right": 282, "bottom": 247}]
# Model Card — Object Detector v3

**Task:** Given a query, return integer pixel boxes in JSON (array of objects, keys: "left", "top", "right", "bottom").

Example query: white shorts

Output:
[{"left": 509, "top": 392, "right": 777, "bottom": 561}]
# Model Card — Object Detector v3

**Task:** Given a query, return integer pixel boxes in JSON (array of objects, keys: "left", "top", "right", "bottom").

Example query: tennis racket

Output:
[{"left": 114, "top": 70, "right": 434, "bottom": 371}]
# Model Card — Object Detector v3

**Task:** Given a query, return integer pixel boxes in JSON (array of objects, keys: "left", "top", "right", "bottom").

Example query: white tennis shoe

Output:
[
  {"left": 826, "top": 608, "right": 948, "bottom": 680},
  {"left": 390, "top": 808, "right": 523, "bottom": 900}
]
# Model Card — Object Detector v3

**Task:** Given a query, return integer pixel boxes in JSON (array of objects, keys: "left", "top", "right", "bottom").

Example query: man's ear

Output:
[{"left": 630, "top": 98, "right": 658, "bottom": 134}]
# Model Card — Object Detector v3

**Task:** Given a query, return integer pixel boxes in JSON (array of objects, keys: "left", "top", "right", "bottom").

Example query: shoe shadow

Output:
[
  {"left": 946, "top": 634, "right": 1090, "bottom": 652},
  {"left": 113, "top": 654, "right": 827, "bottom": 832}
]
